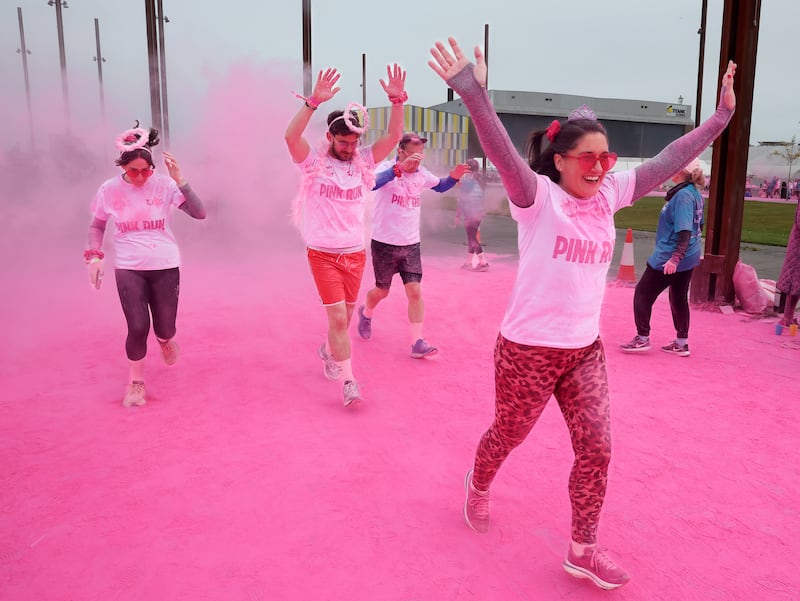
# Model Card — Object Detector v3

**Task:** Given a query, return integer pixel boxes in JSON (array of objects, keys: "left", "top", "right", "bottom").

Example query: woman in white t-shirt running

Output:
[
  {"left": 84, "top": 125, "right": 207, "bottom": 407},
  {"left": 429, "top": 37, "right": 736, "bottom": 591}
]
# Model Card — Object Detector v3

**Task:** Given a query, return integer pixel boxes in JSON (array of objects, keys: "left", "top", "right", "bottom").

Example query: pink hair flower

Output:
[{"left": 545, "top": 120, "right": 561, "bottom": 143}]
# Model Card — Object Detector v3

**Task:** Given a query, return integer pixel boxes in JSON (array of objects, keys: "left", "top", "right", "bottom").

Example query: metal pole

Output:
[
  {"left": 93, "top": 18, "right": 106, "bottom": 121},
  {"left": 302, "top": 0, "right": 312, "bottom": 97},
  {"left": 361, "top": 53, "right": 366, "bottom": 107},
  {"left": 144, "top": 0, "right": 162, "bottom": 135},
  {"left": 695, "top": 0, "right": 708, "bottom": 128},
  {"left": 696, "top": 0, "right": 761, "bottom": 304},
  {"left": 17, "top": 7, "right": 35, "bottom": 149},
  {"left": 483, "top": 23, "right": 490, "bottom": 171},
  {"left": 483, "top": 23, "right": 489, "bottom": 92},
  {"left": 156, "top": 0, "right": 170, "bottom": 146},
  {"left": 54, "top": 0, "right": 71, "bottom": 128}
]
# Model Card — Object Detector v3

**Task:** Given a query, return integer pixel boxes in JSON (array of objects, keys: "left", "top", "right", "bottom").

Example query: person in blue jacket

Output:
[{"left": 621, "top": 158, "right": 706, "bottom": 357}]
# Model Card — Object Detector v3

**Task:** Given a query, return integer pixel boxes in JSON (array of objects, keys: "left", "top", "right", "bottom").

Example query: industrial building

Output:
[{"left": 365, "top": 88, "right": 695, "bottom": 170}]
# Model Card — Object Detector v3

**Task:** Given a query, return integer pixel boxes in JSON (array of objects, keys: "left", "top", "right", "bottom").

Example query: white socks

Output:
[
  {"left": 337, "top": 358, "right": 354, "bottom": 382},
  {"left": 129, "top": 358, "right": 145, "bottom": 382}
]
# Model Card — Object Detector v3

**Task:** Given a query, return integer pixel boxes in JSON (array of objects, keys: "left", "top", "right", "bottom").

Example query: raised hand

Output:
[
  {"left": 399, "top": 152, "right": 423, "bottom": 173},
  {"left": 312, "top": 68, "right": 341, "bottom": 104},
  {"left": 450, "top": 162, "right": 471, "bottom": 180},
  {"left": 379, "top": 63, "right": 407, "bottom": 99},
  {"left": 428, "top": 37, "right": 487, "bottom": 88},
  {"left": 163, "top": 151, "right": 186, "bottom": 186},
  {"left": 719, "top": 60, "right": 736, "bottom": 110}
]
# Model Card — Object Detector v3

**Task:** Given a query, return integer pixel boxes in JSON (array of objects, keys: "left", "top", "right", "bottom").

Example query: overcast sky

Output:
[{"left": 1, "top": 0, "right": 796, "bottom": 152}]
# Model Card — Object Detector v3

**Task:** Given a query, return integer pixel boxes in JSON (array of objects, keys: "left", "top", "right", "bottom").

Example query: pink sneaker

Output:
[
  {"left": 463, "top": 469, "right": 490, "bottom": 533},
  {"left": 317, "top": 343, "right": 342, "bottom": 381},
  {"left": 159, "top": 339, "right": 180, "bottom": 366},
  {"left": 123, "top": 380, "right": 146, "bottom": 407},
  {"left": 563, "top": 545, "right": 630, "bottom": 590}
]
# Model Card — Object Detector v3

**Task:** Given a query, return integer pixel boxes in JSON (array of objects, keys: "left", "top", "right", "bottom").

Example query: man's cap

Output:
[{"left": 399, "top": 132, "right": 428, "bottom": 148}]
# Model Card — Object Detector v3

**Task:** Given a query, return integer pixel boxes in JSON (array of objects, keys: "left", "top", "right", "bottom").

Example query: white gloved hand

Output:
[{"left": 89, "top": 258, "right": 104, "bottom": 290}]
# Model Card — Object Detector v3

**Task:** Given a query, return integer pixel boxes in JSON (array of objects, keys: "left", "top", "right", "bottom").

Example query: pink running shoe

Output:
[
  {"left": 563, "top": 545, "right": 630, "bottom": 590},
  {"left": 463, "top": 469, "right": 490, "bottom": 533},
  {"left": 342, "top": 379, "right": 361, "bottom": 407},
  {"left": 159, "top": 339, "right": 180, "bottom": 365},
  {"left": 123, "top": 380, "right": 146, "bottom": 407},
  {"left": 318, "top": 343, "right": 342, "bottom": 381}
]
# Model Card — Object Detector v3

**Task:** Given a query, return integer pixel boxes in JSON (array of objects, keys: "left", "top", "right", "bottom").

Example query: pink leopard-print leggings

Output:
[{"left": 472, "top": 334, "right": 612, "bottom": 544}]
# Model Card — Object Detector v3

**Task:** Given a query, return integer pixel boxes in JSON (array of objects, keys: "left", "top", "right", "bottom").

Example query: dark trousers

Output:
[
  {"left": 115, "top": 268, "right": 180, "bottom": 361},
  {"left": 633, "top": 264, "right": 693, "bottom": 339},
  {"left": 464, "top": 219, "right": 483, "bottom": 254}
]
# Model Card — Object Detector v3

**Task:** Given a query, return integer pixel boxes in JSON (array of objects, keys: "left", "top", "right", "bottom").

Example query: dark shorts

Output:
[{"left": 371, "top": 239, "right": 422, "bottom": 289}]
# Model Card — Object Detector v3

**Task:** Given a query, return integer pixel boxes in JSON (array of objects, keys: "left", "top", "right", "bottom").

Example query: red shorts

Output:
[{"left": 307, "top": 248, "right": 366, "bottom": 306}]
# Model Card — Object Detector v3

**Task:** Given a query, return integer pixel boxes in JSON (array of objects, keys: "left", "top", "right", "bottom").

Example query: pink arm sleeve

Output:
[
  {"left": 87, "top": 217, "right": 107, "bottom": 251},
  {"left": 447, "top": 65, "right": 538, "bottom": 208},
  {"left": 632, "top": 103, "right": 734, "bottom": 200},
  {"left": 177, "top": 183, "right": 207, "bottom": 219}
]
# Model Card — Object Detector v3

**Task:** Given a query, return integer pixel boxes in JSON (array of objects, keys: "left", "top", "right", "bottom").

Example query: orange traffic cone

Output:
[{"left": 617, "top": 228, "right": 637, "bottom": 282}]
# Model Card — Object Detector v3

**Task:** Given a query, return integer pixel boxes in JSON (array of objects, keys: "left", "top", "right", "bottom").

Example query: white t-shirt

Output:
[
  {"left": 91, "top": 174, "right": 185, "bottom": 270},
  {"left": 501, "top": 170, "right": 636, "bottom": 348},
  {"left": 297, "top": 146, "right": 376, "bottom": 250},
  {"left": 371, "top": 161, "right": 441, "bottom": 246}
]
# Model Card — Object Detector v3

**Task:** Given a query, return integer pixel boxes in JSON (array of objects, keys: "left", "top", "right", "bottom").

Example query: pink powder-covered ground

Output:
[{"left": 1, "top": 214, "right": 798, "bottom": 601}]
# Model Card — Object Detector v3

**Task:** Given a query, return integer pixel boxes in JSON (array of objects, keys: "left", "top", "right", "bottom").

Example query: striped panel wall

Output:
[{"left": 364, "top": 105, "right": 472, "bottom": 168}]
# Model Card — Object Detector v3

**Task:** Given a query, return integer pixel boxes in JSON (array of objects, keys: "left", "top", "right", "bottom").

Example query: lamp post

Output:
[
  {"left": 361, "top": 53, "right": 366, "bottom": 107},
  {"left": 16, "top": 6, "right": 35, "bottom": 149},
  {"left": 302, "top": 0, "right": 312, "bottom": 97},
  {"left": 144, "top": 0, "right": 162, "bottom": 137},
  {"left": 156, "top": 0, "right": 170, "bottom": 146},
  {"left": 695, "top": 0, "right": 708, "bottom": 129},
  {"left": 93, "top": 18, "right": 106, "bottom": 121},
  {"left": 48, "top": 0, "right": 71, "bottom": 128}
]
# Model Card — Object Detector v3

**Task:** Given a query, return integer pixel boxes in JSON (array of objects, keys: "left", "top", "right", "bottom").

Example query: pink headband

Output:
[
  {"left": 328, "top": 102, "right": 370, "bottom": 135},
  {"left": 115, "top": 128, "right": 152, "bottom": 155}
]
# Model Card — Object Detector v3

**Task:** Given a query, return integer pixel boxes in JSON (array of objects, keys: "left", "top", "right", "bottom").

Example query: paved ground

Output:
[{"left": 1, "top": 174, "right": 796, "bottom": 601}]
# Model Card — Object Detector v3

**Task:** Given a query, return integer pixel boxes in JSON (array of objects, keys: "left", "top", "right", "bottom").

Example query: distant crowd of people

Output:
[{"left": 746, "top": 176, "right": 800, "bottom": 200}]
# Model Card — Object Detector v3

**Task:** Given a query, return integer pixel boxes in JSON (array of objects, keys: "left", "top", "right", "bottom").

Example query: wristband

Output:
[
  {"left": 292, "top": 91, "right": 320, "bottom": 110},
  {"left": 388, "top": 91, "right": 408, "bottom": 105},
  {"left": 392, "top": 164, "right": 403, "bottom": 178},
  {"left": 83, "top": 249, "right": 105, "bottom": 263}
]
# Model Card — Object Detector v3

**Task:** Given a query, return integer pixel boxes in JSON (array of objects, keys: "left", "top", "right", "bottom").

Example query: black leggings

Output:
[
  {"left": 633, "top": 264, "right": 693, "bottom": 339},
  {"left": 464, "top": 219, "right": 483, "bottom": 254},
  {"left": 115, "top": 268, "right": 180, "bottom": 361}
]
